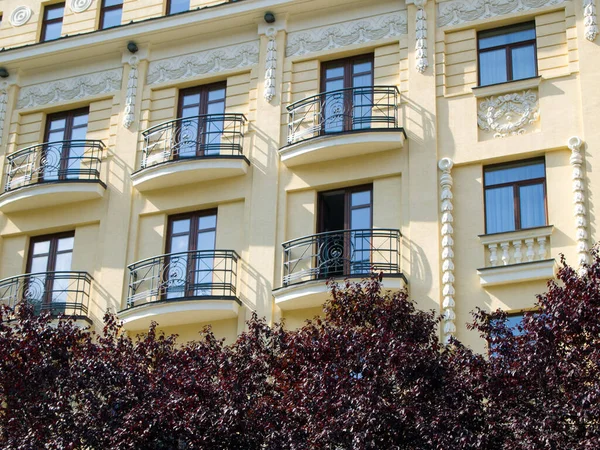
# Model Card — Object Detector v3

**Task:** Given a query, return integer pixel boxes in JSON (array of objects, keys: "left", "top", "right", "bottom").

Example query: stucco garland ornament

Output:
[
  {"left": 0, "top": 82, "right": 8, "bottom": 146},
  {"left": 477, "top": 90, "right": 539, "bottom": 138},
  {"left": 439, "top": 158, "right": 456, "bottom": 344},
  {"left": 70, "top": 0, "right": 94, "bottom": 13},
  {"left": 10, "top": 6, "right": 32, "bottom": 27},
  {"left": 123, "top": 56, "right": 139, "bottom": 129},
  {"left": 568, "top": 136, "right": 590, "bottom": 273},
  {"left": 584, "top": 0, "right": 598, "bottom": 41},
  {"left": 264, "top": 28, "right": 277, "bottom": 103},
  {"left": 415, "top": 0, "right": 429, "bottom": 74}
]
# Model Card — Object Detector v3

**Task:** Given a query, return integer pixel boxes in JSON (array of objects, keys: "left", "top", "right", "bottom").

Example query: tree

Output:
[{"left": 1, "top": 248, "right": 599, "bottom": 449}]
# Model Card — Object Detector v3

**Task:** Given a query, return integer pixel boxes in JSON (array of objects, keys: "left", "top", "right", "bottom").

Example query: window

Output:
[
  {"left": 41, "top": 3, "right": 65, "bottom": 42},
  {"left": 177, "top": 83, "right": 226, "bottom": 157},
  {"left": 44, "top": 108, "right": 89, "bottom": 180},
  {"left": 320, "top": 54, "right": 374, "bottom": 133},
  {"left": 484, "top": 159, "right": 547, "bottom": 234},
  {"left": 478, "top": 22, "right": 537, "bottom": 86},
  {"left": 26, "top": 232, "right": 75, "bottom": 307},
  {"left": 167, "top": 0, "right": 190, "bottom": 14},
  {"left": 165, "top": 210, "right": 217, "bottom": 299},
  {"left": 100, "top": 0, "right": 123, "bottom": 29}
]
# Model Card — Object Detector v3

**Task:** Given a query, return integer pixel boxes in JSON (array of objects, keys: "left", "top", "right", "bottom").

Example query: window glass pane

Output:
[
  {"left": 172, "top": 219, "right": 191, "bottom": 235},
  {"left": 485, "top": 161, "right": 545, "bottom": 186},
  {"left": 45, "top": 5, "right": 64, "bottom": 20},
  {"left": 325, "top": 78, "right": 344, "bottom": 92},
  {"left": 351, "top": 190, "right": 371, "bottom": 207},
  {"left": 168, "top": 0, "right": 189, "bottom": 14},
  {"left": 49, "top": 118, "right": 66, "bottom": 131},
  {"left": 72, "top": 114, "right": 89, "bottom": 128},
  {"left": 43, "top": 21, "right": 63, "bottom": 41},
  {"left": 479, "top": 25, "right": 535, "bottom": 49},
  {"left": 181, "top": 106, "right": 199, "bottom": 119},
  {"left": 182, "top": 93, "right": 200, "bottom": 107},
  {"left": 351, "top": 207, "right": 371, "bottom": 230},
  {"left": 104, "top": 0, "right": 123, "bottom": 6},
  {"left": 31, "top": 255, "right": 49, "bottom": 273},
  {"left": 33, "top": 240, "right": 51, "bottom": 255},
  {"left": 101, "top": 8, "right": 122, "bottom": 28},
  {"left": 511, "top": 44, "right": 536, "bottom": 80},
  {"left": 353, "top": 61, "right": 372, "bottom": 74},
  {"left": 206, "top": 101, "right": 225, "bottom": 115},
  {"left": 325, "top": 66, "right": 344, "bottom": 80},
  {"left": 70, "top": 126, "right": 87, "bottom": 141},
  {"left": 57, "top": 237, "right": 74, "bottom": 252},
  {"left": 170, "top": 235, "right": 190, "bottom": 253},
  {"left": 485, "top": 186, "right": 515, "bottom": 233},
  {"left": 479, "top": 49, "right": 507, "bottom": 86},
  {"left": 519, "top": 183, "right": 546, "bottom": 229},
  {"left": 196, "top": 230, "right": 216, "bottom": 251},
  {"left": 54, "top": 252, "right": 72, "bottom": 272},
  {"left": 208, "top": 88, "right": 226, "bottom": 102},
  {"left": 198, "top": 214, "right": 217, "bottom": 230},
  {"left": 352, "top": 73, "right": 372, "bottom": 88}
]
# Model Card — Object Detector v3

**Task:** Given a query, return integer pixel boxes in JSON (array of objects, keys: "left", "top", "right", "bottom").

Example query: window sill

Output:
[
  {"left": 472, "top": 76, "right": 542, "bottom": 98},
  {"left": 478, "top": 225, "right": 553, "bottom": 245}
]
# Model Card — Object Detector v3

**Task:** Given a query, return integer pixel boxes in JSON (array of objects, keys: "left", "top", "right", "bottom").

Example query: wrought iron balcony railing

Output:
[
  {"left": 286, "top": 86, "right": 400, "bottom": 145},
  {"left": 0, "top": 271, "right": 92, "bottom": 317},
  {"left": 139, "top": 113, "right": 247, "bottom": 170},
  {"left": 3, "top": 140, "right": 105, "bottom": 193},
  {"left": 282, "top": 228, "right": 402, "bottom": 287},
  {"left": 126, "top": 249, "right": 240, "bottom": 308}
]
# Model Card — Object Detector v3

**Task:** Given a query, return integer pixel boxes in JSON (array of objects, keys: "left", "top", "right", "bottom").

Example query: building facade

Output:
[{"left": 0, "top": 0, "right": 596, "bottom": 352}]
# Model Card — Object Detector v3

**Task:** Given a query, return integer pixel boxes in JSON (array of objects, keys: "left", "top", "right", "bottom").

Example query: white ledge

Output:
[
  {"left": 132, "top": 156, "right": 249, "bottom": 192},
  {"left": 280, "top": 130, "right": 406, "bottom": 168},
  {"left": 273, "top": 276, "right": 407, "bottom": 311},
  {"left": 118, "top": 299, "right": 240, "bottom": 330},
  {"left": 472, "top": 76, "right": 542, "bottom": 98},
  {"left": 477, "top": 258, "right": 556, "bottom": 287},
  {"left": 479, "top": 225, "right": 554, "bottom": 245},
  {"left": 0, "top": 181, "right": 105, "bottom": 213}
]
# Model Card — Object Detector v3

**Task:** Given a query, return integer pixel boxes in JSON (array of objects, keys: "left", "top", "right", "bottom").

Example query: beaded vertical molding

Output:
[
  {"left": 264, "top": 27, "right": 277, "bottom": 103},
  {"left": 0, "top": 82, "right": 8, "bottom": 146},
  {"left": 439, "top": 158, "right": 456, "bottom": 343},
  {"left": 584, "top": 0, "right": 598, "bottom": 41},
  {"left": 123, "top": 56, "right": 139, "bottom": 129},
  {"left": 415, "top": 0, "right": 429, "bottom": 73},
  {"left": 568, "top": 136, "right": 590, "bottom": 272}
]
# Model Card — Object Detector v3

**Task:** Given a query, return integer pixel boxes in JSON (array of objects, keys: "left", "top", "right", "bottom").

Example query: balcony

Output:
[
  {"left": 0, "top": 271, "right": 93, "bottom": 324},
  {"left": 281, "top": 86, "right": 406, "bottom": 167},
  {"left": 132, "top": 114, "right": 249, "bottom": 192},
  {"left": 477, "top": 225, "right": 556, "bottom": 286},
  {"left": 273, "top": 229, "right": 406, "bottom": 310},
  {"left": 119, "top": 249, "right": 241, "bottom": 329},
  {"left": 0, "top": 140, "right": 106, "bottom": 213}
]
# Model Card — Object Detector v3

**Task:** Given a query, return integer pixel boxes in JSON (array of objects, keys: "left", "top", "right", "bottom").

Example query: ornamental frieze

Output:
[{"left": 477, "top": 90, "right": 540, "bottom": 138}]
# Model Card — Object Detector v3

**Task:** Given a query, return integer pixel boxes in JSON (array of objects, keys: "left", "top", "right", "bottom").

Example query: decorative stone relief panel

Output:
[
  {"left": 69, "top": 0, "right": 94, "bottom": 13},
  {"left": 477, "top": 90, "right": 540, "bottom": 138},
  {"left": 439, "top": 158, "right": 456, "bottom": 344},
  {"left": 437, "top": 0, "right": 566, "bottom": 27},
  {"left": 10, "top": 6, "right": 32, "bottom": 27},
  {"left": 147, "top": 42, "right": 260, "bottom": 85},
  {"left": 568, "top": 136, "right": 591, "bottom": 272},
  {"left": 0, "top": 82, "right": 9, "bottom": 146},
  {"left": 264, "top": 28, "right": 278, "bottom": 103},
  {"left": 285, "top": 12, "right": 408, "bottom": 57},
  {"left": 17, "top": 68, "right": 123, "bottom": 110},
  {"left": 123, "top": 56, "right": 139, "bottom": 129},
  {"left": 415, "top": 0, "right": 429, "bottom": 74},
  {"left": 584, "top": 0, "right": 598, "bottom": 41}
]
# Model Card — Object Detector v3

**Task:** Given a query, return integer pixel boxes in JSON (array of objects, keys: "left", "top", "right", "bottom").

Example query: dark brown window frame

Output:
[
  {"left": 164, "top": 209, "right": 218, "bottom": 299},
  {"left": 43, "top": 107, "right": 89, "bottom": 181},
  {"left": 26, "top": 231, "right": 75, "bottom": 305},
  {"left": 99, "top": 0, "right": 123, "bottom": 30},
  {"left": 477, "top": 22, "right": 538, "bottom": 87},
  {"left": 176, "top": 82, "right": 227, "bottom": 159},
  {"left": 483, "top": 157, "right": 548, "bottom": 235},
  {"left": 41, "top": 2, "right": 65, "bottom": 42},
  {"left": 317, "top": 184, "right": 373, "bottom": 233},
  {"left": 320, "top": 54, "right": 375, "bottom": 134}
]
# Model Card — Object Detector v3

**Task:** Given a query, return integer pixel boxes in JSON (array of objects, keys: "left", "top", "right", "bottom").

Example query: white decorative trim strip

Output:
[
  {"left": 17, "top": 68, "right": 123, "bottom": 110},
  {"left": 415, "top": 0, "right": 429, "bottom": 74},
  {"left": 123, "top": 56, "right": 139, "bottom": 129},
  {"left": 264, "top": 28, "right": 277, "bottom": 103},
  {"left": 69, "top": 0, "right": 94, "bottom": 13},
  {"left": 285, "top": 12, "right": 408, "bottom": 57},
  {"left": 437, "top": 0, "right": 566, "bottom": 28},
  {"left": 584, "top": 0, "right": 598, "bottom": 41},
  {"left": 568, "top": 136, "right": 590, "bottom": 272},
  {"left": 10, "top": 6, "right": 32, "bottom": 27},
  {"left": 147, "top": 42, "right": 260, "bottom": 85},
  {"left": 477, "top": 90, "right": 539, "bottom": 138},
  {"left": 439, "top": 158, "right": 456, "bottom": 344},
  {"left": 0, "top": 83, "right": 8, "bottom": 146}
]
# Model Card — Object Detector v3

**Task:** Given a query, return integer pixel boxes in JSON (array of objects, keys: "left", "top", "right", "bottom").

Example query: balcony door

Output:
[
  {"left": 317, "top": 185, "right": 372, "bottom": 278},
  {"left": 43, "top": 108, "right": 89, "bottom": 181},
  {"left": 26, "top": 232, "right": 75, "bottom": 311},
  {"left": 321, "top": 54, "right": 374, "bottom": 134},
  {"left": 177, "top": 83, "right": 226, "bottom": 158},
  {"left": 165, "top": 210, "right": 217, "bottom": 299}
]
